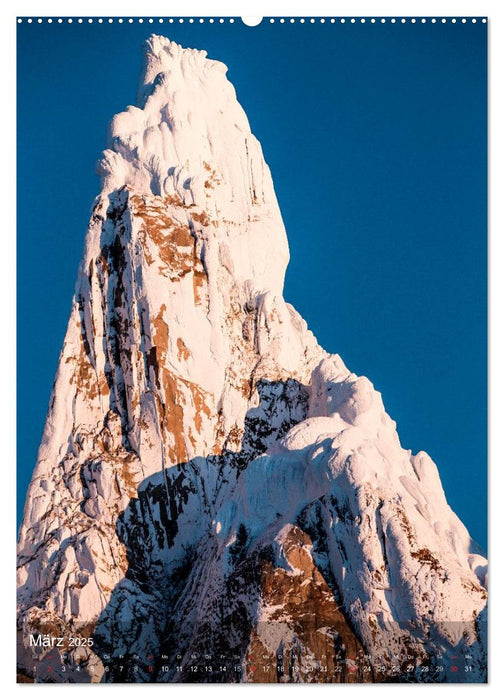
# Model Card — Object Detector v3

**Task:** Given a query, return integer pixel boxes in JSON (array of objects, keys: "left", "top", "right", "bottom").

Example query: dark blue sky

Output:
[{"left": 17, "top": 18, "right": 487, "bottom": 549}]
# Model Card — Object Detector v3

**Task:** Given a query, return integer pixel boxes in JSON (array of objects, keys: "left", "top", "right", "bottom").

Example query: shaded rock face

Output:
[{"left": 17, "top": 35, "right": 487, "bottom": 684}]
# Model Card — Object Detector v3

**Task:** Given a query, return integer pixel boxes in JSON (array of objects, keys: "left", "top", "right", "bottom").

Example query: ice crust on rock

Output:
[{"left": 17, "top": 36, "right": 487, "bottom": 683}]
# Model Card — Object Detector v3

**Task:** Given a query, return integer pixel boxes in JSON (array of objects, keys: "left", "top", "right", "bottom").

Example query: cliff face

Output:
[{"left": 17, "top": 36, "right": 487, "bottom": 683}]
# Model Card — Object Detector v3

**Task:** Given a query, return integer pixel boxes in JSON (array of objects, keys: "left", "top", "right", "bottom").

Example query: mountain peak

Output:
[
  {"left": 137, "top": 34, "right": 226, "bottom": 108},
  {"left": 17, "top": 36, "right": 487, "bottom": 684},
  {"left": 96, "top": 35, "right": 289, "bottom": 297}
]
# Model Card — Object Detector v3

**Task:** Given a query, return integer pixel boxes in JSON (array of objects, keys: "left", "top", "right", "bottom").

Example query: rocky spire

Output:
[{"left": 17, "top": 36, "right": 487, "bottom": 684}]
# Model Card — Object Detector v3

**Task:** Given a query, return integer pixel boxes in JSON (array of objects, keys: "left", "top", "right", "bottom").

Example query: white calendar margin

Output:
[{"left": 3, "top": 0, "right": 500, "bottom": 697}]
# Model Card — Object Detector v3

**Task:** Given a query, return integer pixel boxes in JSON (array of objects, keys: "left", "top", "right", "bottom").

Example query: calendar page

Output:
[{"left": 16, "top": 14, "right": 488, "bottom": 684}]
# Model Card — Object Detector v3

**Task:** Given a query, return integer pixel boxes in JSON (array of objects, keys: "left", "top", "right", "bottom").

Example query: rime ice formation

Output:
[{"left": 17, "top": 36, "right": 487, "bottom": 684}]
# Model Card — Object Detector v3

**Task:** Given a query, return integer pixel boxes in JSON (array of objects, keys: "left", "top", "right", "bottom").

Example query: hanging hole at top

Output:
[{"left": 241, "top": 16, "right": 263, "bottom": 27}]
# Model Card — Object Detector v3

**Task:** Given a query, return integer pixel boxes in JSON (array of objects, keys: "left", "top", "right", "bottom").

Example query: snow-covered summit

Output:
[
  {"left": 97, "top": 34, "right": 288, "bottom": 299},
  {"left": 136, "top": 35, "right": 228, "bottom": 107}
]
